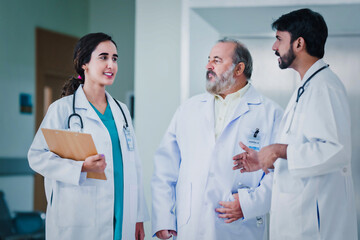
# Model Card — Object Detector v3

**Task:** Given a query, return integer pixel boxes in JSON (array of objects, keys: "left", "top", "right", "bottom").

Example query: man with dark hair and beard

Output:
[
  {"left": 151, "top": 39, "right": 283, "bottom": 239},
  {"left": 233, "top": 8, "right": 358, "bottom": 240}
]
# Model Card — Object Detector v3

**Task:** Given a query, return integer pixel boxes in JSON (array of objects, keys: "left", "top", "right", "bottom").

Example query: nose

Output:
[
  {"left": 272, "top": 41, "right": 278, "bottom": 51},
  {"left": 107, "top": 59, "right": 114, "bottom": 69},
  {"left": 206, "top": 61, "right": 214, "bottom": 70}
]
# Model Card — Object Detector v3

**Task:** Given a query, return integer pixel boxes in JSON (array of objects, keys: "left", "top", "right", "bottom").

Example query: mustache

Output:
[
  {"left": 206, "top": 70, "right": 216, "bottom": 79},
  {"left": 275, "top": 51, "right": 280, "bottom": 57}
]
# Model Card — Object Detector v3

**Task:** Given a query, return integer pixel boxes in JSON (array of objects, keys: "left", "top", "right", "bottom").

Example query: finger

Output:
[
  {"left": 232, "top": 193, "right": 239, "bottom": 200},
  {"left": 218, "top": 213, "right": 232, "bottom": 219},
  {"left": 233, "top": 165, "right": 242, "bottom": 170},
  {"left": 215, "top": 207, "right": 228, "bottom": 213},
  {"left": 158, "top": 232, "right": 171, "bottom": 239},
  {"left": 163, "top": 231, "right": 171, "bottom": 239},
  {"left": 233, "top": 159, "right": 241, "bottom": 165},
  {"left": 233, "top": 153, "right": 244, "bottom": 160},
  {"left": 239, "top": 141, "right": 251, "bottom": 152},
  {"left": 156, "top": 231, "right": 166, "bottom": 239},
  {"left": 170, "top": 230, "right": 177, "bottom": 236},
  {"left": 88, "top": 154, "right": 104, "bottom": 162},
  {"left": 232, "top": 161, "right": 243, "bottom": 170},
  {"left": 233, "top": 152, "right": 248, "bottom": 161},
  {"left": 263, "top": 167, "right": 270, "bottom": 174},
  {"left": 225, "top": 217, "right": 239, "bottom": 223},
  {"left": 218, "top": 201, "right": 231, "bottom": 208}
]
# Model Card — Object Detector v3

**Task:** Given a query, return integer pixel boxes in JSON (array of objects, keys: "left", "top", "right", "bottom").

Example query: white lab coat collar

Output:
[
  {"left": 200, "top": 84, "right": 261, "bottom": 104},
  {"left": 300, "top": 59, "right": 327, "bottom": 85},
  {"left": 73, "top": 85, "right": 99, "bottom": 122},
  {"left": 199, "top": 84, "right": 263, "bottom": 130},
  {"left": 284, "top": 59, "right": 328, "bottom": 115}
]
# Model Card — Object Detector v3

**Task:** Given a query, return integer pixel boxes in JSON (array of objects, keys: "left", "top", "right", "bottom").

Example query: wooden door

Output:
[{"left": 34, "top": 28, "right": 79, "bottom": 211}]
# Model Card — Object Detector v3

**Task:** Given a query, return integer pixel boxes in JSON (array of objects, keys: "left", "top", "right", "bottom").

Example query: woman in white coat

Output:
[{"left": 28, "top": 33, "right": 149, "bottom": 240}]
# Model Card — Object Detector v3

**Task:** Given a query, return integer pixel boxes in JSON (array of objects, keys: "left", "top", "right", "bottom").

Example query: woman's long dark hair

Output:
[{"left": 61, "top": 33, "right": 117, "bottom": 97}]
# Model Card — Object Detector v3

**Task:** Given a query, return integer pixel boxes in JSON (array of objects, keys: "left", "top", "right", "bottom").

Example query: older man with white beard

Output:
[{"left": 151, "top": 39, "right": 283, "bottom": 240}]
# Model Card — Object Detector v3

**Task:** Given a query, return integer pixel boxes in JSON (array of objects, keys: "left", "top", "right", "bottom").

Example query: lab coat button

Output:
[{"left": 343, "top": 167, "right": 347, "bottom": 173}]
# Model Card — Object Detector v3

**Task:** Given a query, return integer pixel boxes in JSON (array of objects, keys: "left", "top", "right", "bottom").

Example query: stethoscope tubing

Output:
[
  {"left": 67, "top": 93, "right": 128, "bottom": 130},
  {"left": 296, "top": 65, "right": 329, "bottom": 103},
  {"left": 286, "top": 64, "right": 329, "bottom": 133}
]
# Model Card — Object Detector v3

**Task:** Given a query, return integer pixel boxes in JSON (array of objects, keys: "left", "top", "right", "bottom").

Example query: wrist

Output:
[{"left": 275, "top": 144, "right": 287, "bottom": 159}]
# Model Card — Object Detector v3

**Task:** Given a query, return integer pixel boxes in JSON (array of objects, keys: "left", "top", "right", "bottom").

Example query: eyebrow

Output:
[
  {"left": 99, "top": 52, "right": 118, "bottom": 57},
  {"left": 208, "top": 56, "right": 222, "bottom": 60}
]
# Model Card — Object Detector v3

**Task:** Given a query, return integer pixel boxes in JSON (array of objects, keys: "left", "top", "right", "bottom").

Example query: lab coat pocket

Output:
[
  {"left": 130, "top": 184, "right": 138, "bottom": 223},
  {"left": 277, "top": 160, "right": 304, "bottom": 194},
  {"left": 57, "top": 185, "right": 96, "bottom": 227},
  {"left": 176, "top": 183, "right": 192, "bottom": 228}
]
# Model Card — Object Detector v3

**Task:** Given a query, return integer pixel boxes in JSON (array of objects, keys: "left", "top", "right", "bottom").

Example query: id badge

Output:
[
  {"left": 248, "top": 128, "right": 260, "bottom": 151},
  {"left": 123, "top": 127, "right": 135, "bottom": 151}
]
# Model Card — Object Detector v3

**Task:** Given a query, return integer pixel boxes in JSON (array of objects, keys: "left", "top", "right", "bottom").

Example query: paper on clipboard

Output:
[{"left": 41, "top": 128, "right": 107, "bottom": 180}]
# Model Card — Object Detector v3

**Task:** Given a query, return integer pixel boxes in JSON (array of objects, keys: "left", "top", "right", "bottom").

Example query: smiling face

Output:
[
  {"left": 83, "top": 40, "right": 118, "bottom": 87},
  {"left": 272, "top": 30, "right": 296, "bottom": 69},
  {"left": 205, "top": 42, "right": 236, "bottom": 95}
]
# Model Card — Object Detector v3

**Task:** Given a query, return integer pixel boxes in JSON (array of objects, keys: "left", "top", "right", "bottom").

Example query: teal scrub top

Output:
[{"left": 90, "top": 101, "right": 124, "bottom": 240}]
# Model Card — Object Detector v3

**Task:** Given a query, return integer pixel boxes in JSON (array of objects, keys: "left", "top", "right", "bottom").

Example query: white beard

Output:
[{"left": 206, "top": 64, "right": 236, "bottom": 95}]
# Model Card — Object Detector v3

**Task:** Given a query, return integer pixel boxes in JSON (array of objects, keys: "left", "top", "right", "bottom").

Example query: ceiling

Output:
[{"left": 192, "top": 4, "right": 360, "bottom": 37}]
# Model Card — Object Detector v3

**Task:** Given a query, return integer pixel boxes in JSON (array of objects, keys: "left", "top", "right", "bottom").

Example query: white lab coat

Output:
[
  {"left": 152, "top": 85, "right": 283, "bottom": 240},
  {"left": 270, "top": 59, "right": 358, "bottom": 240},
  {"left": 28, "top": 86, "right": 149, "bottom": 240}
]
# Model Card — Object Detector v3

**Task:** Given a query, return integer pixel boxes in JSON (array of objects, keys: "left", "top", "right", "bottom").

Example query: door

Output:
[{"left": 34, "top": 28, "right": 79, "bottom": 212}]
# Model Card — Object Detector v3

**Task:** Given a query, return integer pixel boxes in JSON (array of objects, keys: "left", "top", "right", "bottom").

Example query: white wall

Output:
[
  {"left": 189, "top": 9, "right": 219, "bottom": 96},
  {"left": 89, "top": 0, "right": 135, "bottom": 104},
  {"left": 0, "top": 0, "right": 88, "bottom": 159},
  {"left": 0, "top": 0, "right": 89, "bottom": 212},
  {"left": 134, "top": 0, "right": 182, "bottom": 238}
]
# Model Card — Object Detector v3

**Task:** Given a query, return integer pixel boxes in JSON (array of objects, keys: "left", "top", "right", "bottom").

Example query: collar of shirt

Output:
[{"left": 214, "top": 82, "right": 250, "bottom": 140}]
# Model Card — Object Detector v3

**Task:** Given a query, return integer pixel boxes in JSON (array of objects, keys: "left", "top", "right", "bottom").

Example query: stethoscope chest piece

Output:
[{"left": 67, "top": 92, "right": 134, "bottom": 150}]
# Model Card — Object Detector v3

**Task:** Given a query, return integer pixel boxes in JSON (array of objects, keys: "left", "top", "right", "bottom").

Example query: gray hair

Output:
[{"left": 217, "top": 38, "right": 253, "bottom": 79}]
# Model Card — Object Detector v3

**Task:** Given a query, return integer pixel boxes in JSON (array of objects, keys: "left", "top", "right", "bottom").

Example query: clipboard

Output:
[{"left": 41, "top": 128, "right": 107, "bottom": 180}]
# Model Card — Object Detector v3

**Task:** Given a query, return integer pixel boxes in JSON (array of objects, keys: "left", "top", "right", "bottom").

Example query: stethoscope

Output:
[
  {"left": 67, "top": 93, "right": 129, "bottom": 130},
  {"left": 286, "top": 64, "right": 329, "bottom": 133},
  {"left": 296, "top": 64, "right": 329, "bottom": 103}
]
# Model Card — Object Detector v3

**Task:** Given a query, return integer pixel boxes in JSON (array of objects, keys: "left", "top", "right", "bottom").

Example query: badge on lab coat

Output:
[
  {"left": 248, "top": 128, "right": 260, "bottom": 151},
  {"left": 123, "top": 127, "right": 134, "bottom": 151}
]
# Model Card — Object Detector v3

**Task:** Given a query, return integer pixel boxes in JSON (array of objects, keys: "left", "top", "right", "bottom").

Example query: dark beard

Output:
[{"left": 276, "top": 46, "right": 296, "bottom": 69}]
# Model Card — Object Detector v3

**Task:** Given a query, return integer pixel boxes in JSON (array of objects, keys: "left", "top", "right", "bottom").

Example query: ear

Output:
[
  {"left": 293, "top": 37, "right": 305, "bottom": 52},
  {"left": 82, "top": 64, "right": 88, "bottom": 71},
  {"left": 234, "top": 62, "right": 245, "bottom": 77}
]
